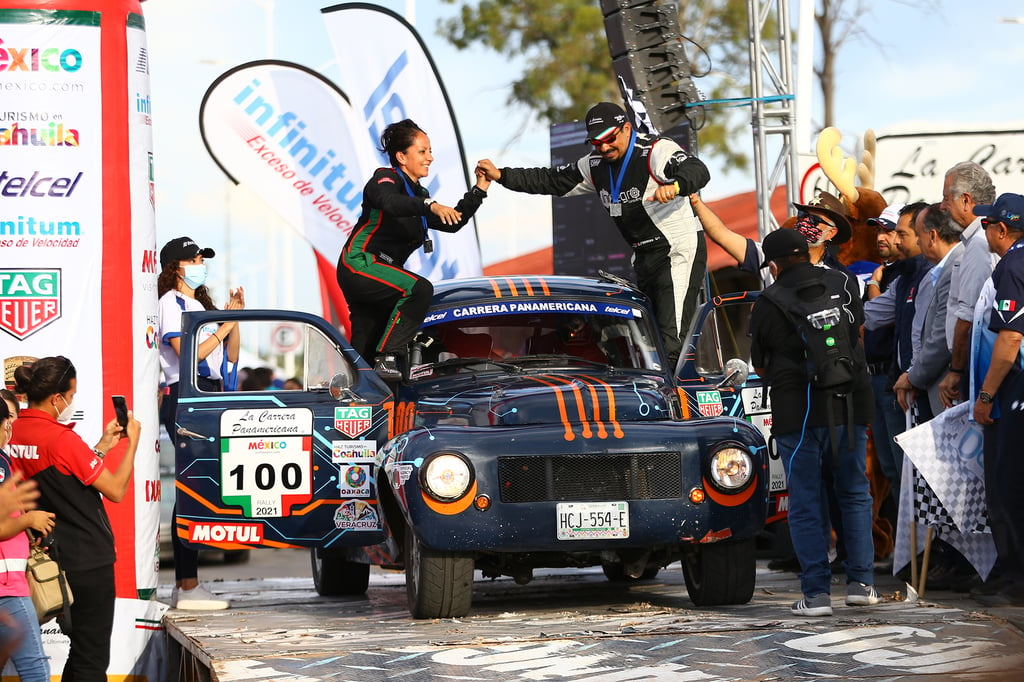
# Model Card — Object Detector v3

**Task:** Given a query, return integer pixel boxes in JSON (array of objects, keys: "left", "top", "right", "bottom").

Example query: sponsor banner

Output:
[
  {"left": 422, "top": 301, "right": 638, "bottom": 327},
  {"left": 126, "top": 12, "right": 159, "bottom": 598},
  {"left": 321, "top": 4, "right": 483, "bottom": 282},
  {"left": 199, "top": 60, "right": 376, "bottom": 295}
]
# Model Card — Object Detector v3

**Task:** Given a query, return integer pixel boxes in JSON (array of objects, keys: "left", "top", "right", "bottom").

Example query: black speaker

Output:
[
  {"left": 612, "top": 40, "right": 689, "bottom": 93},
  {"left": 604, "top": 1, "right": 681, "bottom": 59},
  {"left": 599, "top": 0, "right": 657, "bottom": 15},
  {"left": 637, "top": 79, "right": 704, "bottom": 134}
]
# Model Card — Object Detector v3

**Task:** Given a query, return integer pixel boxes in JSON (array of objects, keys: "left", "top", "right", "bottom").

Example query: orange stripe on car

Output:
[
  {"left": 502, "top": 277, "right": 520, "bottom": 296},
  {"left": 488, "top": 278, "right": 503, "bottom": 298},
  {"left": 579, "top": 374, "right": 623, "bottom": 438},
  {"left": 523, "top": 375, "right": 576, "bottom": 441}
]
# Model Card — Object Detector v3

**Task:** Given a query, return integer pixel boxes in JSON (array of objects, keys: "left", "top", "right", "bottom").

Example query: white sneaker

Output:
[
  {"left": 846, "top": 582, "right": 883, "bottom": 606},
  {"left": 171, "top": 584, "right": 230, "bottom": 610}
]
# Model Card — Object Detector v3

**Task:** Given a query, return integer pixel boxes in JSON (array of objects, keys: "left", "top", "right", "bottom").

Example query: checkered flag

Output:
[{"left": 911, "top": 466, "right": 955, "bottom": 530}]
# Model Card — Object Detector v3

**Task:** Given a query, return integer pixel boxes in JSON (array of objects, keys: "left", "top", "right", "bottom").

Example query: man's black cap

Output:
[
  {"left": 160, "top": 236, "right": 215, "bottom": 269},
  {"left": 585, "top": 102, "right": 628, "bottom": 142},
  {"left": 761, "top": 228, "right": 810, "bottom": 268}
]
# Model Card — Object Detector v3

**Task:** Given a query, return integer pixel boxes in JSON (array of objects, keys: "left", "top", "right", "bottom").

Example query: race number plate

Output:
[
  {"left": 220, "top": 408, "right": 314, "bottom": 517},
  {"left": 556, "top": 501, "right": 629, "bottom": 540}
]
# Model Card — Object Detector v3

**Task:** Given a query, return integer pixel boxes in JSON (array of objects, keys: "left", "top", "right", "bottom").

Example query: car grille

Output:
[{"left": 497, "top": 453, "right": 682, "bottom": 503}]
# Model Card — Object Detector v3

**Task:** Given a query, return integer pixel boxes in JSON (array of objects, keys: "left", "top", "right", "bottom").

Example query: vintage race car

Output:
[{"left": 173, "top": 275, "right": 769, "bottom": 618}]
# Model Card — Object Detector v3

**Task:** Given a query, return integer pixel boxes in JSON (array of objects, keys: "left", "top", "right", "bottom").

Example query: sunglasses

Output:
[
  {"left": 981, "top": 217, "right": 1002, "bottom": 228},
  {"left": 588, "top": 126, "right": 622, "bottom": 147},
  {"left": 796, "top": 211, "right": 836, "bottom": 229}
]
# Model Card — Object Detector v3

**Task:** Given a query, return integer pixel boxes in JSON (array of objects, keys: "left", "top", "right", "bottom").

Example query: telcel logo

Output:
[{"left": 189, "top": 522, "right": 263, "bottom": 544}]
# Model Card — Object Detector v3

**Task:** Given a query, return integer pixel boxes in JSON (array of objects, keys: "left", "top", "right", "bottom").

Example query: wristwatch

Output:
[
  {"left": 978, "top": 391, "right": 994, "bottom": 404},
  {"left": 423, "top": 198, "right": 435, "bottom": 208}
]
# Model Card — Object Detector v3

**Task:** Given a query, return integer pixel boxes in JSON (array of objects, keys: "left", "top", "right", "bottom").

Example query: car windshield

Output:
[{"left": 410, "top": 306, "right": 664, "bottom": 376}]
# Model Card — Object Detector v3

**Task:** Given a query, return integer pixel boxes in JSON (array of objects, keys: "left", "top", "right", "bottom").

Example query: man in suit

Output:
[{"left": 893, "top": 204, "right": 965, "bottom": 417}]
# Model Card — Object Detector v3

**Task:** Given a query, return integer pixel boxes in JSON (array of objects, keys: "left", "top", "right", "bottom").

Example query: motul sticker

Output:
[
  {"left": 335, "top": 406, "right": 372, "bottom": 437},
  {"left": 189, "top": 522, "right": 264, "bottom": 544},
  {"left": 0, "top": 269, "right": 61, "bottom": 340},
  {"left": 696, "top": 390, "right": 724, "bottom": 417}
]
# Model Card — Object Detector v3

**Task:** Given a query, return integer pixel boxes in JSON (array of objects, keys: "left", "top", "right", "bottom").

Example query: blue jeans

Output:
[
  {"left": 777, "top": 424, "right": 875, "bottom": 597},
  {"left": 870, "top": 373, "right": 905, "bottom": 505},
  {"left": 0, "top": 595, "right": 50, "bottom": 682}
]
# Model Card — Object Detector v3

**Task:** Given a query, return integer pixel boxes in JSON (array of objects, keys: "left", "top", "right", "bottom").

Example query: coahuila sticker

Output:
[
  {"left": 334, "top": 499, "right": 378, "bottom": 530},
  {"left": 331, "top": 440, "right": 375, "bottom": 463},
  {"left": 220, "top": 408, "right": 314, "bottom": 517},
  {"left": 335, "top": 405, "right": 372, "bottom": 437},
  {"left": 338, "top": 463, "right": 372, "bottom": 498}
]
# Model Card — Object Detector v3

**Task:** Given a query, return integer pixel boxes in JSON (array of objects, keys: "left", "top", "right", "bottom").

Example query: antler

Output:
[
  {"left": 816, "top": 127, "right": 860, "bottom": 204},
  {"left": 857, "top": 129, "right": 876, "bottom": 190}
]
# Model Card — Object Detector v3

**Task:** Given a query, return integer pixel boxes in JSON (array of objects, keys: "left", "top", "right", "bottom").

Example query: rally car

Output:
[{"left": 173, "top": 275, "right": 769, "bottom": 618}]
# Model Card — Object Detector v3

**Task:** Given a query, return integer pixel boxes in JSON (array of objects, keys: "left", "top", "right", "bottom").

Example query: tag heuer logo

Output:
[
  {"left": 334, "top": 405, "right": 372, "bottom": 437},
  {"left": 0, "top": 269, "right": 61, "bottom": 340},
  {"left": 696, "top": 390, "right": 724, "bottom": 417}
]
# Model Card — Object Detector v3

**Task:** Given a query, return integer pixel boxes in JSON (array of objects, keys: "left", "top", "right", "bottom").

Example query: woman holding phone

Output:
[{"left": 10, "top": 356, "right": 140, "bottom": 682}]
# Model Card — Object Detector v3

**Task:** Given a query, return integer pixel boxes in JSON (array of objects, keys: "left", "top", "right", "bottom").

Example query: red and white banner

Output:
[
  {"left": 320, "top": 3, "right": 483, "bottom": 281},
  {"left": 0, "top": 1, "right": 161, "bottom": 677}
]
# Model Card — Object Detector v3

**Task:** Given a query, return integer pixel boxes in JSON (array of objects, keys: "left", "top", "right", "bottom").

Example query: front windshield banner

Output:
[{"left": 423, "top": 301, "right": 642, "bottom": 327}]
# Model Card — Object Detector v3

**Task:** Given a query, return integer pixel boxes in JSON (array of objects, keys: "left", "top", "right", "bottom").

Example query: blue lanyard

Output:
[
  {"left": 607, "top": 129, "right": 637, "bottom": 206},
  {"left": 394, "top": 167, "right": 429, "bottom": 239}
]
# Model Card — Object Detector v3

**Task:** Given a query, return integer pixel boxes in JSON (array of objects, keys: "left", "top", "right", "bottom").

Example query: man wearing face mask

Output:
[{"left": 156, "top": 236, "right": 243, "bottom": 610}]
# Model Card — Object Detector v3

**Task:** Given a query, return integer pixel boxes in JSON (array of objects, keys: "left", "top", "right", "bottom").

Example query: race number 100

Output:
[{"left": 221, "top": 437, "right": 313, "bottom": 517}]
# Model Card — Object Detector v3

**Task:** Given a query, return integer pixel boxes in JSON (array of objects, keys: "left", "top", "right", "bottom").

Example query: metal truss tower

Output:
[{"left": 747, "top": 0, "right": 798, "bottom": 239}]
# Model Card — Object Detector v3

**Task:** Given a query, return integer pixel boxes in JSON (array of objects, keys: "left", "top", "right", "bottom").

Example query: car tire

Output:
[
  {"left": 404, "top": 530, "right": 473, "bottom": 619},
  {"left": 681, "top": 538, "right": 756, "bottom": 606},
  {"left": 601, "top": 564, "right": 660, "bottom": 581},
  {"left": 310, "top": 547, "right": 371, "bottom": 596}
]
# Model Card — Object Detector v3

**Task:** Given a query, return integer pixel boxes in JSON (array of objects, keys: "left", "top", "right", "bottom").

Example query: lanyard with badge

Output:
[
  {"left": 394, "top": 167, "right": 434, "bottom": 254},
  {"left": 607, "top": 129, "right": 637, "bottom": 218}
]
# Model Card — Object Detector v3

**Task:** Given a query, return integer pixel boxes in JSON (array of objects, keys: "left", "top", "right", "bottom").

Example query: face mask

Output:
[
  {"left": 56, "top": 394, "right": 75, "bottom": 424},
  {"left": 182, "top": 264, "right": 207, "bottom": 289},
  {"left": 795, "top": 215, "right": 826, "bottom": 247}
]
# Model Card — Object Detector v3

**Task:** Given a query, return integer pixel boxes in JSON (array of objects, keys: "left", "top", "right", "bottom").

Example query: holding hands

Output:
[{"left": 475, "top": 159, "right": 501, "bottom": 182}]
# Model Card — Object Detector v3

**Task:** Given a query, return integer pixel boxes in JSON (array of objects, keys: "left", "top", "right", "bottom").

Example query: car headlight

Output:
[
  {"left": 420, "top": 453, "right": 474, "bottom": 502},
  {"left": 708, "top": 446, "right": 753, "bottom": 492}
]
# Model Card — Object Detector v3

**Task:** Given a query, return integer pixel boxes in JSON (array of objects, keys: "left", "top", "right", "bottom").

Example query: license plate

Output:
[{"left": 556, "top": 502, "right": 629, "bottom": 540}]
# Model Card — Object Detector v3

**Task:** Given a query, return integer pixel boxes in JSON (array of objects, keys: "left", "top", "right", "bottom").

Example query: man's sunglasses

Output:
[
  {"left": 981, "top": 217, "right": 1003, "bottom": 229},
  {"left": 588, "top": 126, "right": 622, "bottom": 147},
  {"left": 796, "top": 211, "right": 836, "bottom": 229}
]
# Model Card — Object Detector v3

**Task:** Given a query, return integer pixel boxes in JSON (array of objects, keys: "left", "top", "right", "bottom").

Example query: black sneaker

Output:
[{"left": 373, "top": 355, "right": 402, "bottom": 381}]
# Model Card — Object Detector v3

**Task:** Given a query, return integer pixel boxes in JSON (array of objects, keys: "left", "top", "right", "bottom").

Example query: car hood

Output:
[{"left": 408, "top": 372, "right": 677, "bottom": 427}]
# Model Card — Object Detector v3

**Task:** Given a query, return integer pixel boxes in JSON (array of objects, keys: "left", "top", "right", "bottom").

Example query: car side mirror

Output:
[
  {"left": 717, "top": 358, "right": 749, "bottom": 388},
  {"left": 329, "top": 372, "right": 357, "bottom": 401}
]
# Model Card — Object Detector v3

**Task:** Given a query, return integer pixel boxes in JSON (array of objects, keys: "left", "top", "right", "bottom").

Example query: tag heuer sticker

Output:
[
  {"left": 331, "top": 440, "right": 376, "bottom": 463},
  {"left": 696, "top": 390, "right": 724, "bottom": 417},
  {"left": 334, "top": 406, "right": 372, "bottom": 437}
]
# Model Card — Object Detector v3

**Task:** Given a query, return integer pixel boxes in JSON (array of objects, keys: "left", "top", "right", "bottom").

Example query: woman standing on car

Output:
[
  {"left": 10, "top": 356, "right": 139, "bottom": 682},
  {"left": 157, "top": 237, "right": 243, "bottom": 611},
  {"left": 337, "top": 118, "right": 490, "bottom": 380}
]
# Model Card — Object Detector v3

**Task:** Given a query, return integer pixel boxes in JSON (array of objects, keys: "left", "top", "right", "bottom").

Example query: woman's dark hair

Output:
[
  {"left": 0, "top": 388, "right": 19, "bottom": 416},
  {"left": 0, "top": 396, "right": 9, "bottom": 423},
  {"left": 157, "top": 261, "right": 216, "bottom": 310},
  {"left": 379, "top": 119, "right": 425, "bottom": 166},
  {"left": 13, "top": 356, "right": 76, "bottom": 404}
]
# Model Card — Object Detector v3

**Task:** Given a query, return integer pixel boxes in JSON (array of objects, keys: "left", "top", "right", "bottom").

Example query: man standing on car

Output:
[
  {"left": 476, "top": 101, "right": 710, "bottom": 366},
  {"left": 750, "top": 229, "right": 880, "bottom": 617}
]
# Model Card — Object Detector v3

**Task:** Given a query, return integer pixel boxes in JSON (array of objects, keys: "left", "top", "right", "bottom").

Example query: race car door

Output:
[{"left": 172, "top": 309, "right": 394, "bottom": 553}]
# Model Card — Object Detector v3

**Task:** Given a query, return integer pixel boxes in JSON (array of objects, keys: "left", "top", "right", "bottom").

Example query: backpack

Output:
[{"left": 761, "top": 269, "right": 859, "bottom": 454}]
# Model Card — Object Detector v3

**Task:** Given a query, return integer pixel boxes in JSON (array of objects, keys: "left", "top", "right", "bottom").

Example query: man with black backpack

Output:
[{"left": 751, "top": 229, "right": 880, "bottom": 616}]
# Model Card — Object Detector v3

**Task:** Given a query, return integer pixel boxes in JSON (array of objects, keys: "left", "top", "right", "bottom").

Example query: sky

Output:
[{"left": 142, "top": 0, "right": 1024, "bottom": 316}]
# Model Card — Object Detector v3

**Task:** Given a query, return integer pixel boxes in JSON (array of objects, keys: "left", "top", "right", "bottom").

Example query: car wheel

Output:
[
  {"left": 223, "top": 550, "right": 251, "bottom": 565},
  {"left": 404, "top": 530, "right": 473, "bottom": 619},
  {"left": 601, "top": 564, "right": 660, "bottom": 581},
  {"left": 681, "top": 538, "right": 756, "bottom": 606},
  {"left": 310, "top": 547, "right": 370, "bottom": 596}
]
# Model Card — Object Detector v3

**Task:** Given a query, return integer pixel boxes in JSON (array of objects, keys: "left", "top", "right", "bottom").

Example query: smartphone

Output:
[{"left": 111, "top": 395, "right": 129, "bottom": 433}]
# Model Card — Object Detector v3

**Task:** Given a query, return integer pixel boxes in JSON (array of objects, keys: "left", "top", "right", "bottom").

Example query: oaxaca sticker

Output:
[
  {"left": 333, "top": 499, "right": 378, "bottom": 530},
  {"left": 338, "top": 463, "right": 372, "bottom": 498},
  {"left": 335, "top": 405, "right": 372, "bottom": 437},
  {"left": 696, "top": 390, "right": 724, "bottom": 417},
  {"left": 331, "top": 440, "right": 375, "bottom": 463},
  {"left": 0, "top": 269, "right": 61, "bottom": 340}
]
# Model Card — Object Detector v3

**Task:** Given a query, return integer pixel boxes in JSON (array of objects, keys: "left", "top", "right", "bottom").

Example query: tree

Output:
[{"left": 438, "top": 0, "right": 753, "bottom": 170}]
